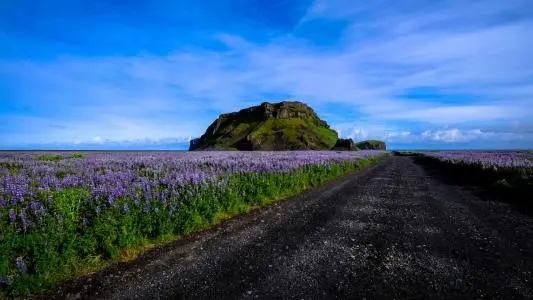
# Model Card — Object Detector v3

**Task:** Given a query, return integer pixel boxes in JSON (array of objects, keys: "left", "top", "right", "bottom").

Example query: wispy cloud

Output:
[{"left": 0, "top": 0, "right": 531, "bottom": 149}]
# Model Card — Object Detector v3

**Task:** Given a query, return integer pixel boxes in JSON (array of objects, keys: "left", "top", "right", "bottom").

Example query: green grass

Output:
[
  {"left": 36, "top": 154, "right": 64, "bottom": 161},
  {"left": 247, "top": 118, "right": 338, "bottom": 150},
  {"left": 356, "top": 140, "right": 386, "bottom": 150},
  {"left": 35, "top": 153, "right": 85, "bottom": 161},
  {"left": 0, "top": 154, "right": 388, "bottom": 296},
  {"left": 308, "top": 120, "right": 338, "bottom": 148},
  {"left": 0, "top": 162, "right": 23, "bottom": 175}
]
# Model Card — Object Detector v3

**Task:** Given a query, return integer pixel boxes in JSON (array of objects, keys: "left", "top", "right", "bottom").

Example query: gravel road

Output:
[{"left": 44, "top": 156, "right": 533, "bottom": 300}]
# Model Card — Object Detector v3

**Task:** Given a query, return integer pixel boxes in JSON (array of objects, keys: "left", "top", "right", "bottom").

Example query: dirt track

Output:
[{"left": 44, "top": 156, "right": 533, "bottom": 300}]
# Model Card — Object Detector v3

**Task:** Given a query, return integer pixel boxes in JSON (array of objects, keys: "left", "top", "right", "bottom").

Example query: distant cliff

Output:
[
  {"left": 332, "top": 138, "right": 358, "bottom": 151},
  {"left": 189, "top": 101, "right": 339, "bottom": 151},
  {"left": 356, "top": 140, "right": 387, "bottom": 150}
]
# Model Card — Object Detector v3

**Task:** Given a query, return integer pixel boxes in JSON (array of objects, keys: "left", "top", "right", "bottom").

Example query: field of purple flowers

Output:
[
  {"left": 421, "top": 151, "right": 533, "bottom": 170},
  {"left": 0, "top": 150, "right": 387, "bottom": 295},
  {"left": 416, "top": 151, "right": 533, "bottom": 208}
]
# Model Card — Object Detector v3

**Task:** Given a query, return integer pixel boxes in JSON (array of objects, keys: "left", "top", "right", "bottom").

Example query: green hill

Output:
[
  {"left": 189, "top": 101, "right": 339, "bottom": 151},
  {"left": 356, "top": 140, "right": 387, "bottom": 150}
]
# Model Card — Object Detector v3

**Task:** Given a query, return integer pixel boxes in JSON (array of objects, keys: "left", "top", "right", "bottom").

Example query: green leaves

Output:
[
  {"left": 51, "top": 188, "right": 89, "bottom": 225},
  {"left": 36, "top": 154, "right": 64, "bottom": 162}
]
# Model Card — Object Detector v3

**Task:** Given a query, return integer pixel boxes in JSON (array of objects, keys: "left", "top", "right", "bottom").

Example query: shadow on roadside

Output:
[{"left": 408, "top": 155, "right": 533, "bottom": 215}]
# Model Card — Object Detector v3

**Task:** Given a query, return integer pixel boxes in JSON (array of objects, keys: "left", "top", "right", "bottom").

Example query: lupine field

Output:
[
  {"left": 416, "top": 151, "right": 533, "bottom": 208},
  {"left": 420, "top": 151, "right": 533, "bottom": 170},
  {"left": 418, "top": 151, "right": 533, "bottom": 180},
  {"left": 0, "top": 150, "right": 387, "bottom": 295}
]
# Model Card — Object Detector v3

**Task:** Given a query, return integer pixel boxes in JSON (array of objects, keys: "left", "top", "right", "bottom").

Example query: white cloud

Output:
[
  {"left": 422, "top": 129, "right": 457, "bottom": 142},
  {"left": 387, "top": 131, "right": 411, "bottom": 138},
  {"left": 349, "top": 128, "right": 369, "bottom": 141},
  {"left": 1, "top": 115, "right": 200, "bottom": 145},
  {"left": 418, "top": 128, "right": 533, "bottom": 143},
  {"left": 422, "top": 129, "right": 494, "bottom": 143},
  {"left": 334, "top": 122, "right": 409, "bottom": 142},
  {"left": 334, "top": 123, "right": 533, "bottom": 146}
]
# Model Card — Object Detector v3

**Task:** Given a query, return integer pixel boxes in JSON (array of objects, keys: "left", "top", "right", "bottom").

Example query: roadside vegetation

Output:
[
  {"left": 36, "top": 153, "right": 86, "bottom": 161},
  {"left": 0, "top": 151, "right": 388, "bottom": 296},
  {"left": 409, "top": 151, "right": 533, "bottom": 210}
]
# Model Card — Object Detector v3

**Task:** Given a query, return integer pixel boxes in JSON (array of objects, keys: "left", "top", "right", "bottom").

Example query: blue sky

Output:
[{"left": 1, "top": 0, "right": 532, "bottom": 150}]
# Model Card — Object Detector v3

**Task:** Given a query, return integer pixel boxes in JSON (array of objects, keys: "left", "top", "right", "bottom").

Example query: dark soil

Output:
[{"left": 38, "top": 157, "right": 533, "bottom": 299}]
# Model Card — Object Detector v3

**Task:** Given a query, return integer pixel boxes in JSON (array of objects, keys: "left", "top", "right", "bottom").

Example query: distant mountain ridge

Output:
[{"left": 189, "top": 101, "right": 386, "bottom": 151}]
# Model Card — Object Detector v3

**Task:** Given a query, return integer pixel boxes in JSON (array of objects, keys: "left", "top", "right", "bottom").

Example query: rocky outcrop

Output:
[
  {"left": 189, "top": 101, "right": 338, "bottom": 151},
  {"left": 332, "top": 138, "right": 358, "bottom": 151},
  {"left": 356, "top": 140, "right": 387, "bottom": 150}
]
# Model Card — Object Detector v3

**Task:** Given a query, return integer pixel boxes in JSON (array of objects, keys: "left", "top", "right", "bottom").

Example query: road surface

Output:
[{"left": 44, "top": 156, "right": 533, "bottom": 300}]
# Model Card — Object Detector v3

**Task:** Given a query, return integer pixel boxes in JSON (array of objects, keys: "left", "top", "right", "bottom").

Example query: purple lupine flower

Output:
[
  {"left": 107, "top": 196, "right": 115, "bottom": 207},
  {"left": 15, "top": 257, "right": 26, "bottom": 273},
  {"left": 123, "top": 203, "right": 129, "bottom": 214},
  {"left": 111, "top": 187, "right": 122, "bottom": 199},
  {"left": 0, "top": 150, "right": 392, "bottom": 241},
  {"left": 8, "top": 209, "right": 16, "bottom": 223},
  {"left": 0, "top": 276, "right": 8, "bottom": 285},
  {"left": 30, "top": 200, "right": 45, "bottom": 216},
  {"left": 20, "top": 209, "right": 28, "bottom": 230},
  {"left": 421, "top": 151, "right": 533, "bottom": 170},
  {"left": 0, "top": 198, "right": 7, "bottom": 207}
]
